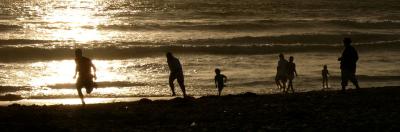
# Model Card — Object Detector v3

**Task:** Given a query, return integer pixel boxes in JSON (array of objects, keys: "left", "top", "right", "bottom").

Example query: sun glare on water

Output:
[
  {"left": 29, "top": 60, "right": 126, "bottom": 87},
  {"left": 25, "top": 59, "right": 134, "bottom": 104},
  {"left": 42, "top": 0, "right": 108, "bottom": 42},
  {"left": 29, "top": 60, "right": 76, "bottom": 87}
]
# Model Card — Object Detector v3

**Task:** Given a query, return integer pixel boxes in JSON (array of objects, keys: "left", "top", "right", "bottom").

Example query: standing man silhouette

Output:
[
  {"left": 275, "top": 53, "right": 289, "bottom": 92},
  {"left": 338, "top": 38, "right": 360, "bottom": 92},
  {"left": 74, "top": 49, "right": 97, "bottom": 105},
  {"left": 166, "top": 52, "right": 187, "bottom": 97}
]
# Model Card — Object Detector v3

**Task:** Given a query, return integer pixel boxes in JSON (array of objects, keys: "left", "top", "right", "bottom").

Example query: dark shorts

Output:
[
  {"left": 275, "top": 75, "right": 287, "bottom": 82},
  {"left": 170, "top": 72, "right": 184, "bottom": 83},
  {"left": 77, "top": 77, "right": 97, "bottom": 94}
]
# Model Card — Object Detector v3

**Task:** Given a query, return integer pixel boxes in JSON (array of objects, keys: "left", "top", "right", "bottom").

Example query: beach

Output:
[
  {"left": 0, "top": 0, "right": 399, "bottom": 131},
  {"left": 1, "top": 86, "right": 399, "bottom": 131},
  {"left": 0, "top": 0, "right": 400, "bottom": 99}
]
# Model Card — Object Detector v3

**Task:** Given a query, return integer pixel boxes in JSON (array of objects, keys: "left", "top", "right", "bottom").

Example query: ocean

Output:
[{"left": 0, "top": 0, "right": 399, "bottom": 102}]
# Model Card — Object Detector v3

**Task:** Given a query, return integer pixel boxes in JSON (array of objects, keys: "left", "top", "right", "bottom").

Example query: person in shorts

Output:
[{"left": 73, "top": 49, "right": 97, "bottom": 105}]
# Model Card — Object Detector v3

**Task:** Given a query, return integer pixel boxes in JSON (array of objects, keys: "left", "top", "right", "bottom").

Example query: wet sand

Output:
[
  {"left": 0, "top": 97, "right": 176, "bottom": 106},
  {"left": 0, "top": 86, "right": 399, "bottom": 131}
]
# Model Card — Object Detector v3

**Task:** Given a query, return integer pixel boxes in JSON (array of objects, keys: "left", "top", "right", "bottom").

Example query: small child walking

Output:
[
  {"left": 322, "top": 65, "right": 330, "bottom": 89},
  {"left": 214, "top": 68, "right": 228, "bottom": 96},
  {"left": 287, "top": 56, "right": 298, "bottom": 93}
]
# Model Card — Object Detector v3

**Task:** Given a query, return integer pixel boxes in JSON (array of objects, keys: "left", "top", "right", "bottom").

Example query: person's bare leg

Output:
[
  {"left": 279, "top": 80, "right": 285, "bottom": 92},
  {"left": 350, "top": 76, "right": 360, "bottom": 90},
  {"left": 178, "top": 78, "right": 186, "bottom": 97},
  {"left": 282, "top": 80, "right": 287, "bottom": 93},
  {"left": 341, "top": 71, "right": 347, "bottom": 92},
  {"left": 275, "top": 78, "right": 281, "bottom": 90},
  {"left": 169, "top": 82, "right": 176, "bottom": 96},
  {"left": 169, "top": 75, "right": 176, "bottom": 96},
  {"left": 326, "top": 78, "right": 329, "bottom": 89},
  {"left": 77, "top": 88, "right": 85, "bottom": 106},
  {"left": 288, "top": 80, "right": 294, "bottom": 93}
]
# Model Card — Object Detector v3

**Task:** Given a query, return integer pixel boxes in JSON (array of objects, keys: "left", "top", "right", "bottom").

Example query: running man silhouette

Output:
[
  {"left": 338, "top": 38, "right": 360, "bottom": 92},
  {"left": 275, "top": 53, "right": 289, "bottom": 92},
  {"left": 73, "top": 49, "right": 97, "bottom": 105},
  {"left": 322, "top": 65, "right": 330, "bottom": 89},
  {"left": 287, "top": 56, "right": 297, "bottom": 93},
  {"left": 166, "top": 52, "right": 187, "bottom": 97},
  {"left": 214, "top": 68, "right": 228, "bottom": 96}
]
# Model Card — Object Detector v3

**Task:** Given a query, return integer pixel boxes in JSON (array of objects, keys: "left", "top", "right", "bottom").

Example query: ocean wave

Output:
[
  {"left": 0, "top": 24, "right": 22, "bottom": 31},
  {"left": 233, "top": 76, "right": 400, "bottom": 88},
  {"left": 0, "top": 94, "right": 22, "bottom": 101},
  {"left": 236, "top": 80, "right": 272, "bottom": 87},
  {"left": 47, "top": 81, "right": 149, "bottom": 89},
  {"left": 79, "top": 19, "right": 400, "bottom": 31},
  {"left": 3, "top": 32, "right": 399, "bottom": 46},
  {"left": 0, "top": 42, "right": 398, "bottom": 62},
  {"left": 0, "top": 33, "right": 398, "bottom": 62},
  {"left": 0, "top": 39, "right": 56, "bottom": 45},
  {"left": 174, "top": 34, "right": 400, "bottom": 45},
  {"left": 330, "top": 75, "right": 400, "bottom": 81},
  {"left": 126, "top": 63, "right": 169, "bottom": 73},
  {"left": 0, "top": 86, "right": 30, "bottom": 93},
  {"left": 324, "top": 19, "right": 400, "bottom": 29}
]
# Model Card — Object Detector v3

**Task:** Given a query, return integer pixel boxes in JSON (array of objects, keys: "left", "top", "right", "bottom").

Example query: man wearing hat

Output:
[{"left": 338, "top": 38, "right": 360, "bottom": 91}]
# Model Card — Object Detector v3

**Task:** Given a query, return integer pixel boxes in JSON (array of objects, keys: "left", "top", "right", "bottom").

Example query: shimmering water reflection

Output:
[{"left": 1, "top": 53, "right": 399, "bottom": 100}]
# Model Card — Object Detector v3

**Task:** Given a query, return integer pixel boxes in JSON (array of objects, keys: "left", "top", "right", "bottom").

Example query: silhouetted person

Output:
[
  {"left": 73, "top": 49, "right": 97, "bottom": 105},
  {"left": 214, "top": 68, "right": 227, "bottom": 96},
  {"left": 287, "top": 56, "right": 297, "bottom": 93},
  {"left": 338, "top": 38, "right": 360, "bottom": 91},
  {"left": 275, "top": 53, "right": 288, "bottom": 91},
  {"left": 322, "top": 65, "right": 330, "bottom": 89},
  {"left": 166, "top": 52, "right": 187, "bottom": 97}
]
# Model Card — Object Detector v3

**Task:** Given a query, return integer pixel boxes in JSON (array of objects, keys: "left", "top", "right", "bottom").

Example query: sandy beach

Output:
[
  {"left": 0, "top": 0, "right": 399, "bottom": 131},
  {"left": 0, "top": 86, "right": 398, "bottom": 131}
]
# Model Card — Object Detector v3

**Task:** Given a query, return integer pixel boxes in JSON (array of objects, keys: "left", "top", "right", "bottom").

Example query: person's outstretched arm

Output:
[
  {"left": 214, "top": 77, "right": 218, "bottom": 88},
  {"left": 223, "top": 75, "right": 228, "bottom": 83},
  {"left": 294, "top": 64, "right": 298, "bottom": 76},
  {"left": 73, "top": 62, "right": 78, "bottom": 79},
  {"left": 91, "top": 61, "right": 97, "bottom": 80}
]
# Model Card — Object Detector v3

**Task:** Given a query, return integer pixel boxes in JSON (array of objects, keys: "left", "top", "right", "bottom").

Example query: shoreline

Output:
[
  {"left": 0, "top": 96, "right": 178, "bottom": 106},
  {"left": 0, "top": 86, "right": 399, "bottom": 131},
  {"left": 0, "top": 85, "right": 395, "bottom": 106}
]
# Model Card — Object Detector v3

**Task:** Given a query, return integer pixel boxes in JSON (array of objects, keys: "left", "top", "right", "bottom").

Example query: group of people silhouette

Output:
[
  {"left": 273, "top": 37, "right": 360, "bottom": 93},
  {"left": 73, "top": 37, "right": 360, "bottom": 105},
  {"left": 275, "top": 54, "right": 297, "bottom": 93}
]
